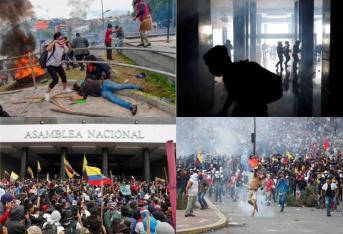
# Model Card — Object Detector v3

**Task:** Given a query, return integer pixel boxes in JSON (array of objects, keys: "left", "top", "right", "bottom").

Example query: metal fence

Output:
[{"left": 0, "top": 46, "right": 176, "bottom": 89}]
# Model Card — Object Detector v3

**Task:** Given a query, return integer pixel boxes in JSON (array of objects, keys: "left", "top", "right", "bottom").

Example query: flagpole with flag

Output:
[
  {"left": 82, "top": 154, "right": 88, "bottom": 179},
  {"left": 37, "top": 161, "right": 41, "bottom": 182}
]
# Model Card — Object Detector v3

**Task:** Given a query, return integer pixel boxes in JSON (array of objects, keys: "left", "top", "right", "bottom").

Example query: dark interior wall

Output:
[
  {"left": 0, "top": 154, "right": 20, "bottom": 178},
  {"left": 150, "top": 158, "right": 169, "bottom": 180},
  {"left": 322, "top": 0, "right": 343, "bottom": 116},
  {"left": 177, "top": 0, "right": 214, "bottom": 116}
]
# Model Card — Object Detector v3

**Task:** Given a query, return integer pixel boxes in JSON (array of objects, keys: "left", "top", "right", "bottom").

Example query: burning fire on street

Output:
[{"left": 14, "top": 51, "right": 45, "bottom": 80}]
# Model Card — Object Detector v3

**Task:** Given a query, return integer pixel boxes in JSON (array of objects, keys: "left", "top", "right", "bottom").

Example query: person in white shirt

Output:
[
  {"left": 184, "top": 169, "right": 199, "bottom": 217},
  {"left": 44, "top": 32, "right": 71, "bottom": 101},
  {"left": 322, "top": 178, "right": 337, "bottom": 216},
  {"left": 42, "top": 210, "right": 64, "bottom": 234}
]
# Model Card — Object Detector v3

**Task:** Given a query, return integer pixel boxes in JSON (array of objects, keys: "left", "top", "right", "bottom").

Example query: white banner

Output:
[{"left": 0, "top": 124, "right": 176, "bottom": 143}]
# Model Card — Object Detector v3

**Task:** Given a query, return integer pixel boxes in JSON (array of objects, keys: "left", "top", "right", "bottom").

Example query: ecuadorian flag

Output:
[
  {"left": 64, "top": 158, "right": 76, "bottom": 178},
  {"left": 82, "top": 154, "right": 88, "bottom": 178},
  {"left": 85, "top": 166, "right": 112, "bottom": 186}
]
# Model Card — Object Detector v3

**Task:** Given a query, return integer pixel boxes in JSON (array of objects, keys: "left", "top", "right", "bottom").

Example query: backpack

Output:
[
  {"left": 64, "top": 219, "right": 80, "bottom": 234},
  {"left": 39, "top": 45, "right": 56, "bottom": 69},
  {"left": 236, "top": 61, "right": 283, "bottom": 104},
  {"left": 42, "top": 223, "right": 58, "bottom": 234}
]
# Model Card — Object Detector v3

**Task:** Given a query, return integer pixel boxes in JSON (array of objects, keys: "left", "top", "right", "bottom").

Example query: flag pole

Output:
[{"left": 100, "top": 174, "right": 104, "bottom": 230}]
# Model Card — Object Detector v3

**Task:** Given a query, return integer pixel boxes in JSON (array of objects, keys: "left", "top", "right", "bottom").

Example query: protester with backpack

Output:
[
  {"left": 203, "top": 45, "right": 283, "bottom": 116},
  {"left": 72, "top": 33, "right": 89, "bottom": 71},
  {"left": 43, "top": 32, "right": 72, "bottom": 102}
]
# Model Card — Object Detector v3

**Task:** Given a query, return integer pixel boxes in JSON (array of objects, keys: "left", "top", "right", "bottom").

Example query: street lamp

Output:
[{"left": 101, "top": 0, "right": 111, "bottom": 41}]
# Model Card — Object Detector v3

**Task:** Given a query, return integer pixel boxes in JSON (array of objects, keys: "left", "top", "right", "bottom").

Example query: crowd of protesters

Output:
[
  {"left": 0, "top": 177, "right": 174, "bottom": 234},
  {"left": 177, "top": 118, "right": 343, "bottom": 217}
]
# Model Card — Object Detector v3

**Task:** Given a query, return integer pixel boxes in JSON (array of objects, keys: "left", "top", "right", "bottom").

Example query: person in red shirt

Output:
[
  {"left": 0, "top": 193, "right": 14, "bottom": 231},
  {"left": 264, "top": 174, "right": 275, "bottom": 206},
  {"left": 133, "top": 0, "right": 153, "bottom": 47},
  {"left": 105, "top": 24, "right": 114, "bottom": 60}
]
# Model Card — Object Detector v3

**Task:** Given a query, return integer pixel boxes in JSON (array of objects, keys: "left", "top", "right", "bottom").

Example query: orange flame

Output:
[{"left": 15, "top": 52, "right": 45, "bottom": 80}]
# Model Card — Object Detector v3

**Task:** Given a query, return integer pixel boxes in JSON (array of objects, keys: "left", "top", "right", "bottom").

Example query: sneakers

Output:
[
  {"left": 64, "top": 88, "right": 73, "bottom": 93},
  {"left": 44, "top": 93, "right": 50, "bottom": 102},
  {"left": 130, "top": 105, "right": 138, "bottom": 116}
]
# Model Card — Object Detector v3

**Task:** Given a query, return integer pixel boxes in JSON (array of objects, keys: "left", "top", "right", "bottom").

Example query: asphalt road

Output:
[{"left": 208, "top": 191, "right": 343, "bottom": 234}]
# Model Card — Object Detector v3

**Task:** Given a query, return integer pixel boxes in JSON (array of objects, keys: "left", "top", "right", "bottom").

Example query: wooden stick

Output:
[
  {"left": 50, "top": 108, "right": 112, "bottom": 117},
  {"left": 0, "top": 90, "right": 24, "bottom": 95}
]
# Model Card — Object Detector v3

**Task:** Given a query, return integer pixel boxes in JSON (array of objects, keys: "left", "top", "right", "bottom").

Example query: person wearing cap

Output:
[
  {"left": 322, "top": 177, "right": 337, "bottom": 216},
  {"left": 277, "top": 172, "right": 289, "bottom": 213},
  {"left": 184, "top": 169, "right": 199, "bottom": 217},
  {"left": 0, "top": 192, "right": 14, "bottom": 231},
  {"left": 248, "top": 168, "right": 262, "bottom": 217}
]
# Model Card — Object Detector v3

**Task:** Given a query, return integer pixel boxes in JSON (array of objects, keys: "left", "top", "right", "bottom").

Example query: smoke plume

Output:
[
  {"left": 0, "top": 0, "right": 35, "bottom": 57},
  {"left": 68, "top": 0, "right": 95, "bottom": 19}
]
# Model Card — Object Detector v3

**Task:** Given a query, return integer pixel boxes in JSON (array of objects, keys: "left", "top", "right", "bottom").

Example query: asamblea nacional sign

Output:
[{"left": 0, "top": 124, "right": 176, "bottom": 143}]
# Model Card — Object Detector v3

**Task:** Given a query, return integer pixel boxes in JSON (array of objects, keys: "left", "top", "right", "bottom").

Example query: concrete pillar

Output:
[
  {"left": 102, "top": 148, "right": 109, "bottom": 176},
  {"left": 298, "top": 0, "right": 314, "bottom": 116},
  {"left": 177, "top": 0, "right": 213, "bottom": 116},
  {"left": 244, "top": 0, "right": 250, "bottom": 59},
  {"left": 20, "top": 148, "right": 28, "bottom": 179},
  {"left": 143, "top": 149, "right": 151, "bottom": 182},
  {"left": 60, "top": 148, "right": 66, "bottom": 180},
  {"left": 233, "top": 0, "right": 247, "bottom": 61},
  {"left": 294, "top": 1, "right": 299, "bottom": 41},
  {"left": 321, "top": 0, "right": 343, "bottom": 115},
  {"left": 250, "top": 0, "right": 257, "bottom": 61}
]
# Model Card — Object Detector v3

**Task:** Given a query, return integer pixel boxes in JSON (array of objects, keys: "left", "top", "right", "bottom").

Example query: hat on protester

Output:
[
  {"left": 1, "top": 193, "right": 14, "bottom": 204},
  {"left": 50, "top": 210, "right": 61, "bottom": 223}
]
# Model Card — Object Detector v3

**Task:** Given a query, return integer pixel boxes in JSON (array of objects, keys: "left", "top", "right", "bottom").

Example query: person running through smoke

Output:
[
  {"left": 133, "top": 0, "right": 153, "bottom": 47},
  {"left": 184, "top": 169, "right": 199, "bottom": 217},
  {"left": 44, "top": 32, "right": 72, "bottom": 102},
  {"left": 277, "top": 172, "right": 289, "bottom": 213},
  {"left": 248, "top": 168, "right": 262, "bottom": 217},
  {"left": 203, "top": 45, "right": 282, "bottom": 117},
  {"left": 275, "top": 41, "right": 284, "bottom": 72},
  {"left": 283, "top": 41, "right": 291, "bottom": 69}
]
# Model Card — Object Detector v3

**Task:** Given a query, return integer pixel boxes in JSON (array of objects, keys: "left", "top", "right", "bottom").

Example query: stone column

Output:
[
  {"left": 20, "top": 148, "right": 28, "bottom": 179},
  {"left": 60, "top": 148, "right": 66, "bottom": 180},
  {"left": 102, "top": 148, "right": 109, "bottom": 176},
  {"left": 143, "top": 148, "right": 151, "bottom": 182}
]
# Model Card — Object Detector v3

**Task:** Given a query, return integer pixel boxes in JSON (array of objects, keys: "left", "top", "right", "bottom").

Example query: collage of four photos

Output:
[{"left": 1, "top": 0, "right": 343, "bottom": 234}]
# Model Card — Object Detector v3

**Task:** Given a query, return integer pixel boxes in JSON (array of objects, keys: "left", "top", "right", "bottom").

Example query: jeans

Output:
[
  {"left": 198, "top": 192, "right": 207, "bottom": 209},
  {"left": 101, "top": 80, "right": 140, "bottom": 109},
  {"left": 279, "top": 192, "right": 286, "bottom": 210},
  {"left": 185, "top": 196, "right": 197, "bottom": 216},
  {"left": 325, "top": 196, "right": 332, "bottom": 216},
  {"left": 214, "top": 183, "right": 222, "bottom": 202}
]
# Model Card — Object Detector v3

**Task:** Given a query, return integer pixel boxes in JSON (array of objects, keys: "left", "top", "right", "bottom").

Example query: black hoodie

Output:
[{"left": 6, "top": 206, "right": 30, "bottom": 234}]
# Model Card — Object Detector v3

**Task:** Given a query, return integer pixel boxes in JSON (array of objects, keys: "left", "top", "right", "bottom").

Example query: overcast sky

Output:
[{"left": 30, "top": 0, "right": 133, "bottom": 19}]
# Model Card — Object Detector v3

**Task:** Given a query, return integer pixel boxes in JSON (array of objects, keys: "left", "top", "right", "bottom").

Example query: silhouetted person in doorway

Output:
[
  {"left": 283, "top": 41, "right": 291, "bottom": 69},
  {"left": 225, "top": 39, "right": 233, "bottom": 58},
  {"left": 275, "top": 41, "right": 284, "bottom": 72},
  {"left": 292, "top": 40, "right": 301, "bottom": 70},
  {"left": 203, "top": 45, "right": 283, "bottom": 117}
]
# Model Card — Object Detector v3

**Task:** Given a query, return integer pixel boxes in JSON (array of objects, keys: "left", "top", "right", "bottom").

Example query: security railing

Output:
[{"left": 0, "top": 46, "right": 176, "bottom": 90}]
